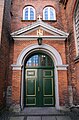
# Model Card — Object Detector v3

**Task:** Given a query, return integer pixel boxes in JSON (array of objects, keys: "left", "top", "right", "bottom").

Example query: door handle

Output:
[{"left": 38, "top": 86, "right": 40, "bottom": 92}]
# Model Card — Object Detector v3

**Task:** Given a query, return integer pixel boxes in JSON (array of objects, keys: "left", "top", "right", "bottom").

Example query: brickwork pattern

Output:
[
  {"left": 65, "top": 0, "right": 79, "bottom": 104},
  {"left": 0, "top": 0, "right": 12, "bottom": 109},
  {"left": 58, "top": 70, "right": 68, "bottom": 106},
  {"left": 0, "top": 0, "right": 79, "bottom": 108}
]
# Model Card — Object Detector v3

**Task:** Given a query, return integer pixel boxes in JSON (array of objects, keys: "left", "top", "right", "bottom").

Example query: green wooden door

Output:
[
  {"left": 25, "top": 68, "right": 55, "bottom": 106},
  {"left": 24, "top": 53, "right": 55, "bottom": 107}
]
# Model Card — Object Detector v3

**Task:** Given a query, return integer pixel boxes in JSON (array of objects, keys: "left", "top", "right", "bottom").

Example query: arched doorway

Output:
[
  {"left": 12, "top": 44, "right": 67, "bottom": 110},
  {"left": 24, "top": 52, "right": 55, "bottom": 107}
]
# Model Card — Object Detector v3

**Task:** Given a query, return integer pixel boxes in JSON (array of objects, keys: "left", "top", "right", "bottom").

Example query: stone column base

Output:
[{"left": 9, "top": 104, "right": 20, "bottom": 112}]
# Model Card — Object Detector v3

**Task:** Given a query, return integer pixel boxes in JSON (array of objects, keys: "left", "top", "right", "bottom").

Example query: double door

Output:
[{"left": 25, "top": 68, "right": 55, "bottom": 107}]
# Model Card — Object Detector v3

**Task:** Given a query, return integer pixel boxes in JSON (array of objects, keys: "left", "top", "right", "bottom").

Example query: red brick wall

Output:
[
  {"left": 64, "top": 0, "right": 79, "bottom": 104},
  {"left": 0, "top": 32, "right": 10, "bottom": 108},
  {"left": 11, "top": 0, "right": 66, "bottom": 32},
  {"left": 13, "top": 40, "right": 66, "bottom": 64},
  {"left": 0, "top": 0, "right": 12, "bottom": 109},
  {"left": 12, "top": 70, "right": 21, "bottom": 103},
  {"left": 58, "top": 70, "right": 68, "bottom": 106}
]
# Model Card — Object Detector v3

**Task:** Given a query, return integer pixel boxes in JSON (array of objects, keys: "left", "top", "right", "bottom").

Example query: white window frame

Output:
[
  {"left": 23, "top": 6, "right": 35, "bottom": 20},
  {"left": 43, "top": 7, "right": 56, "bottom": 20}
]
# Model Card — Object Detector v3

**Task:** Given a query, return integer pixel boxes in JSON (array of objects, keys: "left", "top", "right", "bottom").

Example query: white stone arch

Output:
[
  {"left": 16, "top": 44, "right": 62, "bottom": 66},
  {"left": 11, "top": 44, "right": 68, "bottom": 110}
]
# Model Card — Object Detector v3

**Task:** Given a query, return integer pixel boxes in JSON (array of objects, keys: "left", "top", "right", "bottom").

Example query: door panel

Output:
[
  {"left": 26, "top": 69, "right": 37, "bottom": 106},
  {"left": 43, "top": 70, "right": 54, "bottom": 106},
  {"left": 43, "top": 78, "right": 53, "bottom": 96},
  {"left": 27, "top": 78, "right": 36, "bottom": 96}
]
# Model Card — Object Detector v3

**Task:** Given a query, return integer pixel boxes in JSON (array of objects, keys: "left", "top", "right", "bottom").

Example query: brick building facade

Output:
[{"left": 0, "top": 0, "right": 79, "bottom": 111}]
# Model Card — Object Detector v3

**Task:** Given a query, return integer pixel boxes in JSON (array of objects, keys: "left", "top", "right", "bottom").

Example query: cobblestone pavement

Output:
[{"left": 0, "top": 107, "right": 79, "bottom": 120}]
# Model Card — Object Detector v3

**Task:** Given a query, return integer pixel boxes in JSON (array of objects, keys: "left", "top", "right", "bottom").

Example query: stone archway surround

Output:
[{"left": 11, "top": 44, "right": 68, "bottom": 110}]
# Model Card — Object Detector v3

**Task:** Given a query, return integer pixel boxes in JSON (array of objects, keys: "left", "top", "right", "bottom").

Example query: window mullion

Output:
[{"left": 28, "top": 7, "right": 30, "bottom": 20}]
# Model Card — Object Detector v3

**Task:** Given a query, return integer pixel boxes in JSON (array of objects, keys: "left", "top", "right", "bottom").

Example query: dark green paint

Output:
[{"left": 24, "top": 53, "right": 55, "bottom": 107}]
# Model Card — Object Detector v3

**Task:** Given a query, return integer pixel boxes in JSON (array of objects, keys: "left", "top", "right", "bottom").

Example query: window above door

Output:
[
  {"left": 23, "top": 6, "right": 36, "bottom": 20},
  {"left": 43, "top": 7, "right": 56, "bottom": 21},
  {"left": 22, "top": 6, "right": 56, "bottom": 21},
  {"left": 25, "top": 53, "right": 54, "bottom": 67}
]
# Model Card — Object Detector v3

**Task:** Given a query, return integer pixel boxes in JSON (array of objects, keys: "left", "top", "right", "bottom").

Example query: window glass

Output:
[
  {"left": 26, "top": 54, "right": 53, "bottom": 67},
  {"left": 50, "top": 8, "right": 54, "bottom": 20},
  {"left": 25, "top": 8, "right": 28, "bottom": 20},
  {"left": 45, "top": 8, "right": 48, "bottom": 20},
  {"left": 40, "top": 55, "right": 46, "bottom": 66},
  {"left": 30, "top": 8, "right": 34, "bottom": 20},
  {"left": 26, "top": 55, "right": 39, "bottom": 67}
]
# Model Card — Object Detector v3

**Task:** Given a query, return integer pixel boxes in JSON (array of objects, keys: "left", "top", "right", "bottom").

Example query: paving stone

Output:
[
  {"left": 76, "top": 117, "right": 79, "bottom": 120},
  {"left": 56, "top": 116, "right": 71, "bottom": 120},
  {"left": 42, "top": 116, "right": 56, "bottom": 120},
  {"left": 22, "top": 107, "right": 61, "bottom": 115},
  {"left": 27, "top": 116, "right": 41, "bottom": 120},
  {"left": 9, "top": 116, "right": 24, "bottom": 120}
]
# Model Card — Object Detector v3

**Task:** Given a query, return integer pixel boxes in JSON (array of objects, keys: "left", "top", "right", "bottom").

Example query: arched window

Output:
[
  {"left": 43, "top": 7, "right": 56, "bottom": 20},
  {"left": 23, "top": 6, "right": 35, "bottom": 20},
  {"left": 74, "top": 1, "right": 79, "bottom": 55}
]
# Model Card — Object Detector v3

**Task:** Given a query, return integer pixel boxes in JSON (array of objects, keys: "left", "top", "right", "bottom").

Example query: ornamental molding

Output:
[
  {"left": 56, "top": 64, "right": 68, "bottom": 70},
  {"left": 11, "top": 20, "right": 69, "bottom": 41}
]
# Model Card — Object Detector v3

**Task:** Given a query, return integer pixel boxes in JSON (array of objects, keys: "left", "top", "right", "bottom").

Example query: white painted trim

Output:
[
  {"left": 21, "top": 67, "right": 24, "bottom": 110},
  {"left": 11, "top": 20, "right": 69, "bottom": 37},
  {"left": 56, "top": 64, "right": 68, "bottom": 70},
  {"left": 16, "top": 44, "right": 62, "bottom": 66},
  {"left": 11, "top": 64, "right": 22, "bottom": 70},
  {"left": 12, "top": 35, "right": 67, "bottom": 41},
  {"left": 54, "top": 66, "right": 60, "bottom": 110}
]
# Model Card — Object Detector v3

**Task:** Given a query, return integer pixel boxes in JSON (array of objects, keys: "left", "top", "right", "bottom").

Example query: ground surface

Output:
[{"left": 0, "top": 107, "right": 79, "bottom": 120}]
